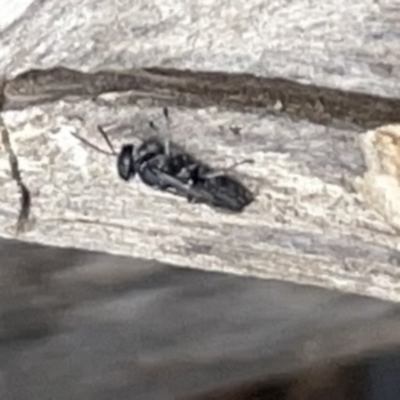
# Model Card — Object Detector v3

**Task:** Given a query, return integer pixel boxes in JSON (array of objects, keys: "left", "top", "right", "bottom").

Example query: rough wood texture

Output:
[
  {"left": 2, "top": 100, "right": 400, "bottom": 302},
  {"left": 1, "top": 0, "right": 400, "bottom": 298},
  {"left": 1, "top": 0, "right": 400, "bottom": 98}
]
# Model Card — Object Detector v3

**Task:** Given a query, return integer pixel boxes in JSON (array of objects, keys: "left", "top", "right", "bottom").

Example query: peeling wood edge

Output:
[{"left": 0, "top": 114, "right": 31, "bottom": 234}]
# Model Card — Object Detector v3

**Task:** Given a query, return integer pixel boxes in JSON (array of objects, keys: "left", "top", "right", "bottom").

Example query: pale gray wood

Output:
[
  {"left": 1, "top": 2, "right": 400, "bottom": 301},
  {"left": 1, "top": 100, "right": 400, "bottom": 302},
  {"left": 0, "top": 0, "right": 399, "bottom": 98}
]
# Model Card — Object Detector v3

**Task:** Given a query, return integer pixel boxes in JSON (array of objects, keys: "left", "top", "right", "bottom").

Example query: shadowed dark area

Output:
[
  {"left": 1, "top": 237, "right": 400, "bottom": 399},
  {"left": 5, "top": 67, "right": 400, "bottom": 129}
]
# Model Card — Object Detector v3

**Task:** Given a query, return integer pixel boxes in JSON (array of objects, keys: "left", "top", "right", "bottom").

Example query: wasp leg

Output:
[
  {"left": 148, "top": 120, "right": 159, "bottom": 132},
  {"left": 201, "top": 159, "right": 254, "bottom": 179},
  {"left": 148, "top": 109, "right": 171, "bottom": 159},
  {"left": 164, "top": 139, "right": 171, "bottom": 157},
  {"left": 155, "top": 140, "right": 171, "bottom": 171},
  {"left": 163, "top": 107, "right": 169, "bottom": 120},
  {"left": 149, "top": 108, "right": 170, "bottom": 132},
  {"left": 186, "top": 194, "right": 202, "bottom": 204}
]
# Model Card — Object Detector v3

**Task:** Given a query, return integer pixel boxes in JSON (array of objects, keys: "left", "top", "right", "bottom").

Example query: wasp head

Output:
[{"left": 117, "top": 144, "right": 136, "bottom": 181}]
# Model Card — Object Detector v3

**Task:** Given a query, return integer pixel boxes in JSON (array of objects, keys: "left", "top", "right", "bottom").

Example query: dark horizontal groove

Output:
[{"left": 3, "top": 66, "right": 400, "bottom": 129}]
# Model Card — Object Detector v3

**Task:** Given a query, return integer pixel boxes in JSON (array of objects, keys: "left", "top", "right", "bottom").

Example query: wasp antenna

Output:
[
  {"left": 149, "top": 120, "right": 159, "bottom": 132},
  {"left": 159, "top": 107, "right": 172, "bottom": 140},
  {"left": 163, "top": 107, "right": 171, "bottom": 130},
  {"left": 70, "top": 131, "right": 114, "bottom": 157},
  {"left": 163, "top": 107, "right": 169, "bottom": 120},
  {"left": 228, "top": 158, "right": 255, "bottom": 169},
  {"left": 97, "top": 125, "right": 118, "bottom": 155},
  {"left": 220, "top": 158, "right": 254, "bottom": 174}
]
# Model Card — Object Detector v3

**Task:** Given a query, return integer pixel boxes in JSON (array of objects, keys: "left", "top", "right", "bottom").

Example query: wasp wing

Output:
[
  {"left": 149, "top": 168, "right": 218, "bottom": 203},
  {"left": 198, "top": 175, "right": 254, "bottom": 212},
  {"left": 146, "top": 168, "right": 253, "bottom": 212},
  {"left": 136, "top": 139, "right": 254, "bottom": 212}
]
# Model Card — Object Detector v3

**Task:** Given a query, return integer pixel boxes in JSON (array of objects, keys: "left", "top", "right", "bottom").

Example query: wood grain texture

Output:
[
  {"left": 0, "top": 0, "right": 400, "bottom": 97},
  {"left": 1, "top": 99, "right": 400, "bottom": 301},
  {"left": 3, "top": 67, "right": 400, "bottom": 129},
  {"left": 1, "top": 2, "right": 400, "bottom": 305}
]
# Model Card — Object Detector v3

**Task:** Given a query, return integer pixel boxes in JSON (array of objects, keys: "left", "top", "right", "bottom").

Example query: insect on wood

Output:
[{"left": 70, "top": 108, "right": 255, "bottom": 212}]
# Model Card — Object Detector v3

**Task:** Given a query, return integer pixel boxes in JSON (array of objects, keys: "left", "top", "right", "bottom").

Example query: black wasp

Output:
[{"left": 71, "top": 109, "right": 255, "bottom": 212}]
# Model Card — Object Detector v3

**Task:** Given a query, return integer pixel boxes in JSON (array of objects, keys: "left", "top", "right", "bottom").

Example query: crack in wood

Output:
[
  {"left": 3, "top": 66, "right": 400, "bottom": 130},
  {"left": 0, "top": 113, "right": 31, "bottom": 234}
]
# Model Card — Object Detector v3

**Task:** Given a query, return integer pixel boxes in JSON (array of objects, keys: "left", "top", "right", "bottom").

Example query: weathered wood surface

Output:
[
  {"left": 1, "top": 0, "right": 400, "bottom": 98},
  {"left": 1, "top": 238, "right": 400, "bottom": 400},
  {"left": 2, "top": 100, "right": 400, "bottom": 302}
]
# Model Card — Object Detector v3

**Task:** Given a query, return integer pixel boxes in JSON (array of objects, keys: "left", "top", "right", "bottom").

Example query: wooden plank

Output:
[
  {"left": 1, "top": 0, "right": 400, "bottom": 98},
  {"left": 1, "top": 2, "right": 400, "bottom": 302},
  {"left": 1, "top": 100, "right": 400, "bottom": 301},
  {"left": 1, "top": 238, "right": 400, "bottom": 399}
]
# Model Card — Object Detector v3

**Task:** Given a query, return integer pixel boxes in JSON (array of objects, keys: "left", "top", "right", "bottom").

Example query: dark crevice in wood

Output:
[
  {"left": 3, "top": 66, "right": 400, "bottom": 130},
  {"left": 0, "top": 114, "right": 31, "bottom": 234}
]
